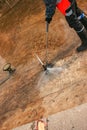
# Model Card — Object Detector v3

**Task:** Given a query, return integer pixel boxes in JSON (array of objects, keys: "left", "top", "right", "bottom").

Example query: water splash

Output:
[
  {"left": 46, "top": 66, "right": 63, "bottom": 74},
  {"left": 37, "top": 66, "right": 64, "bottom": 89},
  {"left": 36, "top": 53, "right": 79, "bottom": 90}
]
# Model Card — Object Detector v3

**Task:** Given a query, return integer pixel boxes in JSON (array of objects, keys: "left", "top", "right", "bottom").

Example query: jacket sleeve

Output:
[{"left": 43, "top": 0, "right": 57, "bottom": 18}]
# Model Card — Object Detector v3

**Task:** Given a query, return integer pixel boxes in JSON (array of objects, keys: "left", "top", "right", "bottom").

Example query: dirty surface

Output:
[{"left": 0, "top": 0, "right": 87, "bottom": 130}]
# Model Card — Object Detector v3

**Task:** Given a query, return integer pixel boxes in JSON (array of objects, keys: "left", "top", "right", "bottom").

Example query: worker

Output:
[{"left": 43, "top": 0, "right": 87, "bottom": 52}]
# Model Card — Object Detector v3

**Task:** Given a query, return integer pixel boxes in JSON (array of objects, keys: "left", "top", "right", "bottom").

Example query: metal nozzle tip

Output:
[{"left": 43, "top": 65, "right": 47, "bottom": 71}]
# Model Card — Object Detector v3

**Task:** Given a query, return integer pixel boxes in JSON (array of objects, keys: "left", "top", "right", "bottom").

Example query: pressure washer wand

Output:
[
  {"left": 46, "top": 22, "right": 49, "bottom": 65},
  {"left": 35, "top": 22, "right": 49, "bottom": 71}
]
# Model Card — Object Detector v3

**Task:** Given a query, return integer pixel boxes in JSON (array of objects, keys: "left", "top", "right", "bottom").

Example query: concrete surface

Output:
[{"left": 13, "top": 103, "right": 87, "bottom": 130}]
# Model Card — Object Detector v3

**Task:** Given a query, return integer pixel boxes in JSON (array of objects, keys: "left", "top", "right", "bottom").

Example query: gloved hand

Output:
[{"left": 45, "top": 17, "right": 52, "bottom": 24}]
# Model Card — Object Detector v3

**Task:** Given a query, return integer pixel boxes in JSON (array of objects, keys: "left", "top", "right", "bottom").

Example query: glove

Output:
[{"left": 45, "top": 17, "right": 52, "bottom": 24}]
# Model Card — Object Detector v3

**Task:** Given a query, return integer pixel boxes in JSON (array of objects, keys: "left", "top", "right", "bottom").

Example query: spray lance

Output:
[
  {"left": 45, "top": 22, "right": 54, "bottom": 69},
  {"left": 35, "top": 22, "right": 53, "bottom": 71},
  {"left": 45, "top": 22, "right": 49, "bottom": 66}
]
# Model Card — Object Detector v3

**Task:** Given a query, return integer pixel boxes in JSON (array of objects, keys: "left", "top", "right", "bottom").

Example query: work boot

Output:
[
  {"left": 77, "top": 28, "right": 87, "bottom": 52},
  {"left": 80, "top": 16, "right": 87, "bottom": 30}
]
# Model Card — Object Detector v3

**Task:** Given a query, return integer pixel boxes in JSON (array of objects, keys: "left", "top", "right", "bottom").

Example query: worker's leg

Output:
[
  {"left": 70, "top": 0, "right": 87, "bottom": 30},
  {"left": 65, "top": 5, "right": 87, "bottom": 52},
  {"left": 76, "top": 7, "right": 87, "bottom": 30},
  {"left": 56, "top": 0, "right": 87, "bottom": 52}
]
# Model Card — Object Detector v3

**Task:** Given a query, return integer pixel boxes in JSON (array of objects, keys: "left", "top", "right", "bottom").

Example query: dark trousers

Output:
[{"left": 65, "top": 0, "right": 84, "bottom": 32}]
